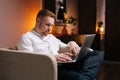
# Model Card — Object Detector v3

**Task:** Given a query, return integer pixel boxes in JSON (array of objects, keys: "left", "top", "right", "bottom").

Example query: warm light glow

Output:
[
  {"left": 24, "top": 9, "right": 39, "bottom": 31},
  {"left": 29, "top": 12, "right": 37, "bottom": 28},
  {"left": 96, "top": 25, "right": 99, "bottom": 33},
  {"left": 99, "top": 27, "right": 104, "bottom": 34},
  {"left": 96, "top": 21, "right": 104, "bottom": 34},
  {"left": 100, "top": 27, "right": 104, "bottom": 32},
  {"left": 64, "top": 13, "right": 68, "bottom": 19},
  {"left": 95, "top": 21, "right": 99, "bottom": 33},
  {"left": 21, "top": 1, "right": 41, "bottom": 32}
]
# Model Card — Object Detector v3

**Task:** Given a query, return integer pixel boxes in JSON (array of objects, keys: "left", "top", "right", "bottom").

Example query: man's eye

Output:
[{"left": 46, "top": 24, "right": 51, "bottom": 26}]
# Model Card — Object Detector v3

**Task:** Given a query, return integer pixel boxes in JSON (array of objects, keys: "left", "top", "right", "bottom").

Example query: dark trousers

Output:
[{"left": 58, "top": 50, "right": 103, "bottom": 80}]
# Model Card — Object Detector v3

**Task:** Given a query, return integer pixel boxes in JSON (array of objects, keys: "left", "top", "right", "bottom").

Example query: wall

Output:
[
  {"left": 105, "top": 0, "right": 120, "bottom": 61},
  {"left": 96, "top": 0, "right": 105, "bottom": 51},
  {"left": 78, "top": 0, "right": 96, "bottom": 34},
  {"left": 96, "top": 0, "right": 105, "bottom": 31},
  {"left": 0, "top": 0, "right": 42, "bottom": 48}
]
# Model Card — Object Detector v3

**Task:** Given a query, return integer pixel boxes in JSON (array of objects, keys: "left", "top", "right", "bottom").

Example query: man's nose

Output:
[{"left": 48, "top": 26, "right": 52, "bottom": 31}]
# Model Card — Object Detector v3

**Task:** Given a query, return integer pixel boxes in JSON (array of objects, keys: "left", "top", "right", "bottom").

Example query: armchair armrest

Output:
[{"left": 0, "top": 48, "right": 57, "bottom": 80}]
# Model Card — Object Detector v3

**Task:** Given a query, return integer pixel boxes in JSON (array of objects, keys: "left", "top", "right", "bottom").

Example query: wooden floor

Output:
[{"left": 96, "top": 61, "right": 120, "bottom": 80}]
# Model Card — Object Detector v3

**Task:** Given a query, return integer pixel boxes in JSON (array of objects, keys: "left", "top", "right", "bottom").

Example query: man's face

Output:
[{"left": 37, "top": 16, "right": 55, "bottom": 36}]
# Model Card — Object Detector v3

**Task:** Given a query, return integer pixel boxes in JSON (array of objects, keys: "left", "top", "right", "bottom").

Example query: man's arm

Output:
[
  {"left": 17, "top": 35, "right": 33, "bottom": 52},
  {"left": 67, "top": 41, "right": 81, "bottom": 56}
]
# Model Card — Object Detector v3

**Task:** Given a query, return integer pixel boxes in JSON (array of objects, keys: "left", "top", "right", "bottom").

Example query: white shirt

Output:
[{"left": 17, "top": 29, "right": 68, "bottom": 55}]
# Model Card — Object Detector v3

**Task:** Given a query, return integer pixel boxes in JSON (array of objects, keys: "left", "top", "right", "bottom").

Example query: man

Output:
[{"left": 17, "top": 9, "right": 103, "bottom": 80}]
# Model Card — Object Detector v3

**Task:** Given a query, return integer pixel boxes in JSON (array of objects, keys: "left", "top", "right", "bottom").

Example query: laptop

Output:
[{"left": 59, "top": 34, "right": 96, "bottom": 63}]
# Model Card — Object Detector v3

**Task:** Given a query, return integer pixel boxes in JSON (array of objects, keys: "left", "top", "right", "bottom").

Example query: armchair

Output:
[{"left": 0, "top": 48, "right": 57, "bottom": 80}]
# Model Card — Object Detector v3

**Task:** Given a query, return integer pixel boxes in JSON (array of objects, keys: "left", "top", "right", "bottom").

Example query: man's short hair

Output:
[{"left": 36, "top": 9, "right": 55, "bottom": 19}]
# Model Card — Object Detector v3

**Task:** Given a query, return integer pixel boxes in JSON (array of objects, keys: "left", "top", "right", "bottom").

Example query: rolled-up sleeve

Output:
[{"left": 58, "top": 40, "right": 71, "bottom": 53}]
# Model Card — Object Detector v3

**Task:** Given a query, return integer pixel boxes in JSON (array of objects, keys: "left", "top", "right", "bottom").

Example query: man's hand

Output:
[
  {"left": 67, "top": 41, "right": 81, "bottom": 56},
  {"left": 54, "top": 52, "right": 73, "bottom": 63}
]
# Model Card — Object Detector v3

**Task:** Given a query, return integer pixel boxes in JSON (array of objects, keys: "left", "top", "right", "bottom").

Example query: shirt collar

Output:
[{"left": 31, "top": 29, "right": 49, "bottom": 40}]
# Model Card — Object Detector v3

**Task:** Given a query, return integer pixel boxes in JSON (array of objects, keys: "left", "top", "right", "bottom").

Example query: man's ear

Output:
[
  {"left": 37, "top": 18, "right": 41, "bottom": 23},
  {"left": 36, "top": 18, "right": 41, "bottom": 25}
]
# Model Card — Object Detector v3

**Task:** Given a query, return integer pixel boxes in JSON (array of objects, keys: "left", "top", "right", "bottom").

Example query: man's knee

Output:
[{"left": 91, "top": 50, "right": 104, "bottom": 63}]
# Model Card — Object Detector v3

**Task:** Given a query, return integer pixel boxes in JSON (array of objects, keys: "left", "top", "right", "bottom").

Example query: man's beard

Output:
[{"left": 42, "top": 31, "right": 49, "bottom": 36}]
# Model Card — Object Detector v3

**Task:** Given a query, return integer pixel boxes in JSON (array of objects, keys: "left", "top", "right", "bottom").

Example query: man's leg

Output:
[
  {"left": 77, "top": 50, "right": 103, "bottom": 80},
  {"left": 58, "top": 50, "right": 103, "bottom": 80}
]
